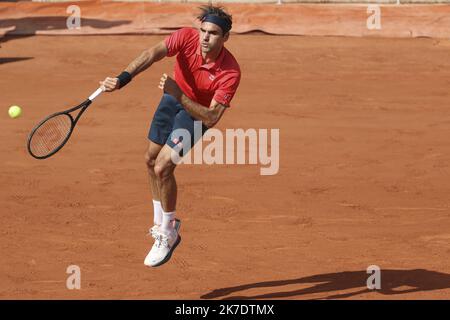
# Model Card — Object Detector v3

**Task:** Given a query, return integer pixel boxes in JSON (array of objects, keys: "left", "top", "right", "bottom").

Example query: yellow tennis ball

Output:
[{"left": 8, "top": 105, "right": 22, "bottom": 119}]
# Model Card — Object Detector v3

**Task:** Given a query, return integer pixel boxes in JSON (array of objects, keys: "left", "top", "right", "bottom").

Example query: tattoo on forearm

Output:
[{"left": 125, "top": 51, "right": 153, "bottom": 77}]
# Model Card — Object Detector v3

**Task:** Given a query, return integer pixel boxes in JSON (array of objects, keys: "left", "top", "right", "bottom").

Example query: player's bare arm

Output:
[
  {"left": 159, "top": 73, "right": 227, "bottom": 128},
  {"left": 125, "top": 41, "right": 168, "bottom": 77},
  {"left": 180, "top": 97, "right": 227, "bottom": 128},
  {"left": 100, "top": 41, "right": 168, "bottom": 91}
]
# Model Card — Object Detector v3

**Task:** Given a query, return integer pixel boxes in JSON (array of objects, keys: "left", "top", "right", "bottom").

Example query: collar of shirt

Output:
[{"left": 195, "top": 44, "right": 225, "bottom": 72}]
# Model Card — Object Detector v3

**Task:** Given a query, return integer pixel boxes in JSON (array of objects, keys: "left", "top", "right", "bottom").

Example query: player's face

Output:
[{"left": 199, "top": 22, "right": 228, "bottom": 54}]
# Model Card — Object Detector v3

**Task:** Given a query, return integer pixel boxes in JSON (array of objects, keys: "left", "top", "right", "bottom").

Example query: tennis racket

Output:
[{"left": 27, "top": 87, "right": 104, "bottom": 159}]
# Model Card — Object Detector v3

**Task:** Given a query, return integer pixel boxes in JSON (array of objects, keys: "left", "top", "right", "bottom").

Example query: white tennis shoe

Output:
[{"left": 144, "top": 220, "right": 181, "bottom": 267}]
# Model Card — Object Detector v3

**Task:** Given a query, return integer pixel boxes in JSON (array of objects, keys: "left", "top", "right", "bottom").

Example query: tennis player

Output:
[{"left": 100, "top": 5, "right": 241, "bottom": 267}]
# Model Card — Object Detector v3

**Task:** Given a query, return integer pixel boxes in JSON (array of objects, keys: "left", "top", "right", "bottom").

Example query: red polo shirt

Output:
[{"left": 164, "top": 27, "right": 241, "bottom": 107}]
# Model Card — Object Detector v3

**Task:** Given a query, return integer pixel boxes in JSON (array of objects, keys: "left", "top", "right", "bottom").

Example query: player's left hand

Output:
[{"left": 159, "top": 73, "right": 182, "bottom": 100}]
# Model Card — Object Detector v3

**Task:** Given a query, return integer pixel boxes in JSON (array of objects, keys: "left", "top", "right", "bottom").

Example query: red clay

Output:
[
  {"left": 2, "top": 1, "right": 450, "bottom": 38},
  {"left": 1, "top": 34, "right": 450, "bottom": 299}
]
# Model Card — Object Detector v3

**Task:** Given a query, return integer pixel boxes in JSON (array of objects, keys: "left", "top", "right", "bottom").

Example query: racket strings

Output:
[{"left": 29, "top": 114, "right": 72, "bottom": 157}]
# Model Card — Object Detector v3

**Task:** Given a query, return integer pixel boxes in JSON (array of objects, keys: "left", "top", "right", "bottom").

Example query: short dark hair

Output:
[{"left": 197, "top": 5, "right": 232, "bottom": 34}]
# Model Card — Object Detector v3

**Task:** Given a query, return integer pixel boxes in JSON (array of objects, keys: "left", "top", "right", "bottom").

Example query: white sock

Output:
[
  {"left": 161, "top": 210, "right": 176, "bottom": 234},
  {"left": 152, "top": 200, "right": 163, "bottom": 226}
]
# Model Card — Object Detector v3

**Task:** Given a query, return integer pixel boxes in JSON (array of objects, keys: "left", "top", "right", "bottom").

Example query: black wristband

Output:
[{"left": 116, "top": 71, "right": 132, "bottom": 89}]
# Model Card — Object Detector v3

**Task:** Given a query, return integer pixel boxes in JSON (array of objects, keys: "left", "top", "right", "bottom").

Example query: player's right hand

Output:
[{"left": 99, "top": 77, "right": 119, "bottom": 92}]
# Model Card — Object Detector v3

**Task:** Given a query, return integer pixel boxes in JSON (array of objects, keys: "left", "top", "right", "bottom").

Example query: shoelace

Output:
[
  {"left": 147, "top": 225, "right": 163, "bottom": 239},
  {"left": 149, "top": 227, "right": 158, "bottom": 239},
  {"left": 156, "top": 233, "right": 170, "bottom": 249}
]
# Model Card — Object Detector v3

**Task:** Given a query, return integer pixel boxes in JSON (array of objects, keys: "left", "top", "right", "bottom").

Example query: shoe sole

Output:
[
  {"left": 150, "top": 234, "right": 181, "bottom": 267},
  {"left": 174, "top": 218, "right": 181, "bottom": 232}
]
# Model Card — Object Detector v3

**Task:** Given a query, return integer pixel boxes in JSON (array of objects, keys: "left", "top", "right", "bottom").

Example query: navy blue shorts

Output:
[{"left": 148, "top": 94, "right": 208, "bottom": 156}]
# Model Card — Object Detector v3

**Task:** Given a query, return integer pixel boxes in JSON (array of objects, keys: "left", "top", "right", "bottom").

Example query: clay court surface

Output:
[{"left": 1, "top": 33, "right": 450, "bottom": 299}]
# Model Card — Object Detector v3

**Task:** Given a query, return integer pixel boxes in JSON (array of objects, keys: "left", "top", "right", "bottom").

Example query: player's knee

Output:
[
  {"left": 144, "top": 152, "right": 157, "bottom": 172},
  {"left": 154, "top": 158, "right": 174, "bottom": 181},
  {"left": 154, "top": 162, "right": 167, "bottom": 180}
]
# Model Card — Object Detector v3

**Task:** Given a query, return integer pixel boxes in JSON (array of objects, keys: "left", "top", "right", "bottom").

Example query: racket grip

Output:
[{"left": 88, "top": 87, "right": 104, "bottom": 101}]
